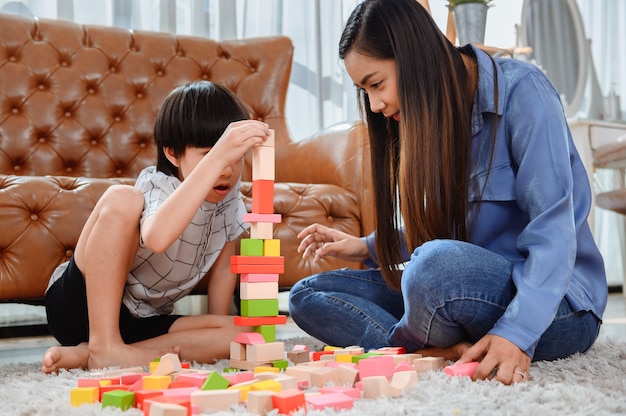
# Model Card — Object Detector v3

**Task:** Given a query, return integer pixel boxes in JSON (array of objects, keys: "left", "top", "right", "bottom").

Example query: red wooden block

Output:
[
  {"left": 252, "top": 180, "right": 274, "bottom": 214},
  {"left": 272, "top": 389, "right": 306, "bottom": 415},
  {"left": 134, "top": 390, "right": 164, "bottom": 410},
  {"left": 312, "top": 351, "right": 334, "bottom": 361},
  {"left": 230, "top": 264, "right": 284, "bottom": 274},
  {"left": 234, "top": 316, "right": 287, "bottom": 326},
  {"left": 230, "top": 256, "right": 284, "bottom": 265},
  {"left": 143, "top": 396, "right": 192, "bottom": 416}
]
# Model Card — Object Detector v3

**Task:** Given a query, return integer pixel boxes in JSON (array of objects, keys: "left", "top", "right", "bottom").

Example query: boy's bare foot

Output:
[
  {"left": 42, "top": 343, "right": 89, "bottom": 374},
  {"left": 87, "top": 343, "right": 180, "bottom": 371}
]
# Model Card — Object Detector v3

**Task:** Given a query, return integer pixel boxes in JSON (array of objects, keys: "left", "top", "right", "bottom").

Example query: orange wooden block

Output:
[
  {"left": 252, "top": 180, "right": 274, "bottom": 214},
  {"left": 234, "top": 315, "right": 287, "bottom": 326},
  {"left": 272, "top": 389, "right": 306, "bottom": 415}
]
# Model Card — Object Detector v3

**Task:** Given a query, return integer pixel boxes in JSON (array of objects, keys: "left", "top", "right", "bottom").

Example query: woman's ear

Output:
[{"left": 163, "top": 147, "right": 180, "bottom": 167}]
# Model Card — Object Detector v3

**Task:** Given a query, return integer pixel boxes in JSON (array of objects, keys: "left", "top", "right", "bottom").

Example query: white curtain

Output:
[{"left": 0, "top": 0, "right": 359, "bottom": 141}]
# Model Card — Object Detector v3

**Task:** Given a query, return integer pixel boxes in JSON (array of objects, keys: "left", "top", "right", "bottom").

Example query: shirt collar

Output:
[{"left": 470, "top": 45, "right": 506, "bottom": 135}]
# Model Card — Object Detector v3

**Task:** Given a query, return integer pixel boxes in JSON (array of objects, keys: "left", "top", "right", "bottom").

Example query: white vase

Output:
[{"left": 453, "top": 3, "right": 489, "bottom": 46}]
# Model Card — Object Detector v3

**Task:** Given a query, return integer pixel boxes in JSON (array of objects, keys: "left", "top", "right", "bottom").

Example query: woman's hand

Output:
[
  {"left": 297, "top": 223, "right": 370, "bottom": 263},
  {"left": 456, "top": 334, "right": 531, "bottom": 385}
]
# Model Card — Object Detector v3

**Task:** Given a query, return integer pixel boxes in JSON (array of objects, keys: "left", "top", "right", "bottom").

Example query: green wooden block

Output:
[
  {"left": 240, "top": 299, "right": 279, "bottom": 317},
  {"left": 351, "top": 352, "right": 382, "bottom": 364},
  {"left": 254, "top": 324, "right": 276, "bottom": 342},
  {"left": 271, "top": 359, "right": 289, "bottom": 370},
  {"left": 102, "top": 390, "right": 135, "bottom": 411},
  {"left": 240, "top": 238, "right": 264, "bottom": 256},
  {"left": 201, "top": 371, "right": 230, "bottom": 390}
]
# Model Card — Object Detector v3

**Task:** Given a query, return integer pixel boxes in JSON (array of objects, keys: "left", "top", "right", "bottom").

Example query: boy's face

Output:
[{"left": 174, "top": 146, "right": 244, "bottom": 203}]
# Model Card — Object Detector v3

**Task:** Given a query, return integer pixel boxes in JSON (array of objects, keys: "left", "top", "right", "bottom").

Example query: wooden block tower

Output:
[{"left": 229, "top": 130, "right": 288, "bottom": 371}]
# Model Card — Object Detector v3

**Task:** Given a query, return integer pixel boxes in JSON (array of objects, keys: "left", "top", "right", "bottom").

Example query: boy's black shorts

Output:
[{"left": 45, "top": 256, "right": 181, "bottom": 346}]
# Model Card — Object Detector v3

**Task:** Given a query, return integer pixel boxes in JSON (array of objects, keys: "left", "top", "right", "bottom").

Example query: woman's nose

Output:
[{"left": 370, "top": 98, "right": 385, "bottom": 113}]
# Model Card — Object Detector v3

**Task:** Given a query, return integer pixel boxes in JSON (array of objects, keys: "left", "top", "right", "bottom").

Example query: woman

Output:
[{"left": 289, "top": 0, "right": 607, "bottom": 385}]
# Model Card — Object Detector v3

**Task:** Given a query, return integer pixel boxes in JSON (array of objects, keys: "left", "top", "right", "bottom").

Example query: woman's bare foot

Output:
[
  {"left": 87, "top": 343, "right": 180, "bottom": 371},
  {"left": 42, "top": 343, "right": 89, "bottom": 374},
  {"left": 416, "top": 341, "right": 472, "bottom": 361}
]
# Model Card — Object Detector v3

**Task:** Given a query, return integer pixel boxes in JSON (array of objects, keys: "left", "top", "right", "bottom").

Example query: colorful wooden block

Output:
[
  {"left": 191, "top": 389, "right": 240, "bottom": 413},
  {"left": 240, "top": 282, "right": 279, "bottom": 300},
  {"left": 252, "top": 144, "right": 275, "bottom": 180},
  {"left": 175, "top": 373, "right": 207, "bottom": 388},
  {"left": 263, "top": 239, "right": 281, "bottom": 256},
  {"left": 201, "top": 372, "right": 230, "bottom": 390},
  {"left": 231, "top": 262, "right": 283, "bottom": 274},
  {"left": 240, "top": 238, "right": 264, "bottom": 256},
  {"left": 231, "top": 255, "right": 285, "bottom": 265},
  {"left": 240, "top": 273, "right": 280, "bottom": 283},
  {"left": 230, "top": 341, "right": 246, "bottom": 360},
  {"left": 240, "top": 299, "right": 279, "bottom": 317},
  {"left": 70, "top": 386, "right": 99, "bottom": 407},
  {"left": 234, "top": 315, "right": 287, "bottom": 326},
  {"left": 145, "top": 402, "right": 188, "bottom": 416},
  {"left": 243, "top": 213, "right": 282, "bottom": 223},
  {"left": 252, "top": 179, "right": 274, "bottom": 214},
  {"left": 306, "top": 392, "right": 355, "bottom": 411},
  {"left": 247, "top": 391, "right": 274, "bottom": 415},
  {"left": 250, "top": 222, "right": 274, "bottom": 240},
  {"left": 412, "top": 356, "right": 446, "bottom": 373},
  {"left": 246, "top": 341, "right": 285, "bottom": 362},
  {"left": 152, "top": 353, "right": 182, "bottom": 376},
  {"left": 134, "top": 390, "right": 164, "bottom": 410},
  {"left": 287, "top": 350, "right": 310, "bottom": 365},
  {"left": 272, "top": 389, "right": 306, "bottom": 415},
  {"left": 143, "top": 375, "right": 171, "bottom": 390},
  {"left": 229, "top": 358, "right": 273, "bottom": 372},
  {"left": 443, "top": 361, "right": 480, "bottom": 377},
  {"left": 234, "top": 331, "right": 266, "bottom": 345},
  {"left": 101, "top": 390, "right": 135, "bottom": 411},
  {"left": 254, "top": 324, "right": 276, "bottom": 342},
  {"left": 358, "top": 355, "right": 395, "bottom": 379}
]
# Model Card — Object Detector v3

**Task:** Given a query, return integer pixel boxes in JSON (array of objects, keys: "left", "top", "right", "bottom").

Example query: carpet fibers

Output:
[{"left": 1, "top": 336, "right": 625, "bottom": 415}]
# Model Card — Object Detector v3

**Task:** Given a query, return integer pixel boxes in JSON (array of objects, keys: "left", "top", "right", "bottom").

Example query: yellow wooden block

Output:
[
  {"left": 254, "top": 366, "right": 280, "bottom": 374},
  {"left": 143, "top": 375, "right": 171, "bottom": 390},
  {"left": 263, "top": 239, "right": 281, "bottom": 256},
  {"left": 70, "top": 386, "right": 99, "bottom": 407},
  {"left": 250, "top": 379, "right": 282, "bottom": 393}
]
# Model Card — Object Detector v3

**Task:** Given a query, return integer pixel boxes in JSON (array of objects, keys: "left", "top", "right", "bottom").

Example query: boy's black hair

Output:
[{"left": 154, "top": 81, "right": 251, "bottom": 176}]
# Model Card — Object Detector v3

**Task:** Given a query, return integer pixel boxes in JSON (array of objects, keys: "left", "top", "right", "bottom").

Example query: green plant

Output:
[{"left": 446, "top": 0, "right": 493, "bottom": 10}]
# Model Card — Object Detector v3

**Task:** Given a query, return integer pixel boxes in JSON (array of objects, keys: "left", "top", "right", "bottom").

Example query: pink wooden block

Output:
[
  {"left": 306, "top": 392, "right": 354, "bottom": 410},
  {"left": 394, "top": 361, "right": 414, "bottom": 373},
  {"left": 319, "top": 386, "right": 361, "bottom": 399},
  {"left": 223, "top": 371, "right": 255, "bottom": 385},
  {"left": 443, "top": 361, "right": 480, "bottom": 377},
  {"left": 175, "top": 373, "right": 208, "bottom": 388},
  {"left": 240, "top": 282, "right": 279, "bottom": 300},
  {"left": 240, "top": 273, "right": 280, "bottom": 283},
  {"left": 358, "top": 355, "right": 395, "bottom": 379},
  {"left": 243, "top": 213, "right": 282, "bottom": 223},
  {"left": 234, "top": 332, "right": 266, "bottom": 345}
]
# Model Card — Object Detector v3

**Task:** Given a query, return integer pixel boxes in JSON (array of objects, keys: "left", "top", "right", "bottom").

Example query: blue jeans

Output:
[{"left": 288, "top": 240, "right": 601, "bottom": 361}]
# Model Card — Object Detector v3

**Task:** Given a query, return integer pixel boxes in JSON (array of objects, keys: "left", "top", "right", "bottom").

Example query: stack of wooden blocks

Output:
[{"left": 229, "top": 130, "right": 288, "bottom": 371}]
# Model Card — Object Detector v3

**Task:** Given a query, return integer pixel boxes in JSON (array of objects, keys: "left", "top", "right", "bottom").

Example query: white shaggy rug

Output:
[{"left": 1, "top": 336, "right": 625, "bottom": 416}]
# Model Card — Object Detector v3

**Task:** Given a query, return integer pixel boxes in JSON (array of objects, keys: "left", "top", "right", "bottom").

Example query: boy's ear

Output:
[{"left": 163, "top": 147, "right": 180, "bottom": 167}]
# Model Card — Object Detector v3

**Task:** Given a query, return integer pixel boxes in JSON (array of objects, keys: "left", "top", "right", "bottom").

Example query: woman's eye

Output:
[{"left": 370, "top": 81, "right": 381, "bottom": 89}]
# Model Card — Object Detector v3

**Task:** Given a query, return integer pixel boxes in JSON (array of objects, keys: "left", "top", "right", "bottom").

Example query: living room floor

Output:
[{"left": 0, "top": 292, "right": 625, "bottom": 367}]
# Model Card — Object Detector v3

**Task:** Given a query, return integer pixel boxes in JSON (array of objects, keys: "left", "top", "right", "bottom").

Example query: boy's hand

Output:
[{"left": 211, "top": 120, "right": 270, "bottom": 166}]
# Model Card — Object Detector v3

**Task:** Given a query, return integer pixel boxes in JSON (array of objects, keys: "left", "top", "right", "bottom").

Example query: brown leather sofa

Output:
[{"left": 0, "top": 12, "right": 374, "bottom": 304}]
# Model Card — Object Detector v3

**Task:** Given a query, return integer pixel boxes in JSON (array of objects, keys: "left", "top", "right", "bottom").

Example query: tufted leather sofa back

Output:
[{"left": 0, "top": 13, "right": 293, "bottom": 179}]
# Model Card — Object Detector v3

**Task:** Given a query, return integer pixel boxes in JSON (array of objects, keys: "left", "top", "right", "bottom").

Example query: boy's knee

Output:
[{"left": 99, "top": 185, "right": 144, "bottom": 217}]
